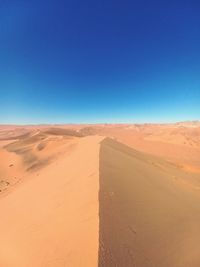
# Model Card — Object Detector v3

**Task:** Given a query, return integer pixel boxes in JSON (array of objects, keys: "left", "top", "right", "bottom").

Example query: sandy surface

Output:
[
  {"left": 0, "top": 136, "right": 103, "bottom": 267},
  {"left": 96, "top": 123, "right": 200, "bottom": 172},
  {"left": 99, "top": 138, "right": 200, "bottom": 267},
  {"left": 0, "top": 123, "right": 200, "bottom": 266}
]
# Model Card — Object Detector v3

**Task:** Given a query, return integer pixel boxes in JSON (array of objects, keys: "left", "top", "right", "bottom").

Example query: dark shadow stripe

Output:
[
  {"left": 98, "top": 138, "right": 191, "bottom": 267},
  {"left": 98, "top": 138, "right": 141, "bottom": 267}
]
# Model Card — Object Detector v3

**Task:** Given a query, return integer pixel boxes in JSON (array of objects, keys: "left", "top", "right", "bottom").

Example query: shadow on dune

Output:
[
  {"left": 43, "top": 128, "right": 84, "bottom": 137},
  {"left": 98, "top": 138, "right": 200, "bottom": 267},
  {"left": 98, "top": 138, "right": 150, "bottom": 267}
]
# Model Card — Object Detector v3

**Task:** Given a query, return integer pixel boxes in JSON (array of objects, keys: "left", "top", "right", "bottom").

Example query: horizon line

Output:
[{"left": 0, "top": 120, "right": 199, "bottom": 126}]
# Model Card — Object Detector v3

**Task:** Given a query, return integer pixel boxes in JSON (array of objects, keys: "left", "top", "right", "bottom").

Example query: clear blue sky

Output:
[{"left": 0, "top": 0, "right": 200, "bottom": 124}]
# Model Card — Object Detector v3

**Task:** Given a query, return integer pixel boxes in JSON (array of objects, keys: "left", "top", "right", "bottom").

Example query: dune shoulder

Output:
[{"left": 0, "top": 135, "right": 103, "bottom": 267}]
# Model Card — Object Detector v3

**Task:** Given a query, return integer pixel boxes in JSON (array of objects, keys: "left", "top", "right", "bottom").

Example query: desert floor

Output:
[{"left": 0, "top": 122, "right": 200, "bottom": 267}]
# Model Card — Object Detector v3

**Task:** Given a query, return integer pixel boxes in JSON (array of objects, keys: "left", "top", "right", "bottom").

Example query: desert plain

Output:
[{"left": 0, "top": 121, "right": 200, "bottom": 267}]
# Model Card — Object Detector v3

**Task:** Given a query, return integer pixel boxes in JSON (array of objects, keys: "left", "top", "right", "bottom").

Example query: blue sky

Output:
[{"left": 0, "top": 0, "right": 200, "bottom": 124}]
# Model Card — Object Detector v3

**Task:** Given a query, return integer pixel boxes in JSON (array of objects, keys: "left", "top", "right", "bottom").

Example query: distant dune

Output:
[
  {"left": 0, "top": 123, "right": 200, "bottom": 266},
  {"left": 95, "top": 122, "right": 200, "bottom": 173}
]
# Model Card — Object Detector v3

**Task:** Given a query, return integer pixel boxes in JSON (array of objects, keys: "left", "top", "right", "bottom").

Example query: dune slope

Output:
[
  {"left": 98, "top": 138, "right": 200, "bottom": 267},
  {"left": 0, "top": 136, "right": 102, "bottom": 267},
  {"left": 1, "top": 131, "right": 200, "bottom": 267}
]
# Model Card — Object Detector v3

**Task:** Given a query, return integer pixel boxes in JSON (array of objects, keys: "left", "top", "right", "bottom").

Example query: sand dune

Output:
[
  {"left": 0, "top": 135, "right": 103, "bottom": 267},
  {"left": 98, "top": 138, "right": 200, "bottom": 267},
  {"left": 95, "top": 123, "right": 200, "bottom": 173},
  {"left": 0, "top": 129, "right": 83, "bottom": 194},
  {"left": 0, "top": 124, "right": 200, "bottom": 266}
]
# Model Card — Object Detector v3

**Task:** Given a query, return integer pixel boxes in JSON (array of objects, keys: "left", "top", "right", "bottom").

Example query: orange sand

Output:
[{"left": 0, "top": 123, "right": 200, "bottom": 266}]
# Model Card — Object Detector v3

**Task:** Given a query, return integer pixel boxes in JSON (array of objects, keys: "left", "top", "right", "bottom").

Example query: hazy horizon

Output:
[{"left": 0, "top": 119, "right": 200, "bottom": 126}]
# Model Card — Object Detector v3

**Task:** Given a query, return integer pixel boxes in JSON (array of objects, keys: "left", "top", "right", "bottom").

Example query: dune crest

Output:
[{"left": 0, "top": 125, "right": 200, "bottom": 266}]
